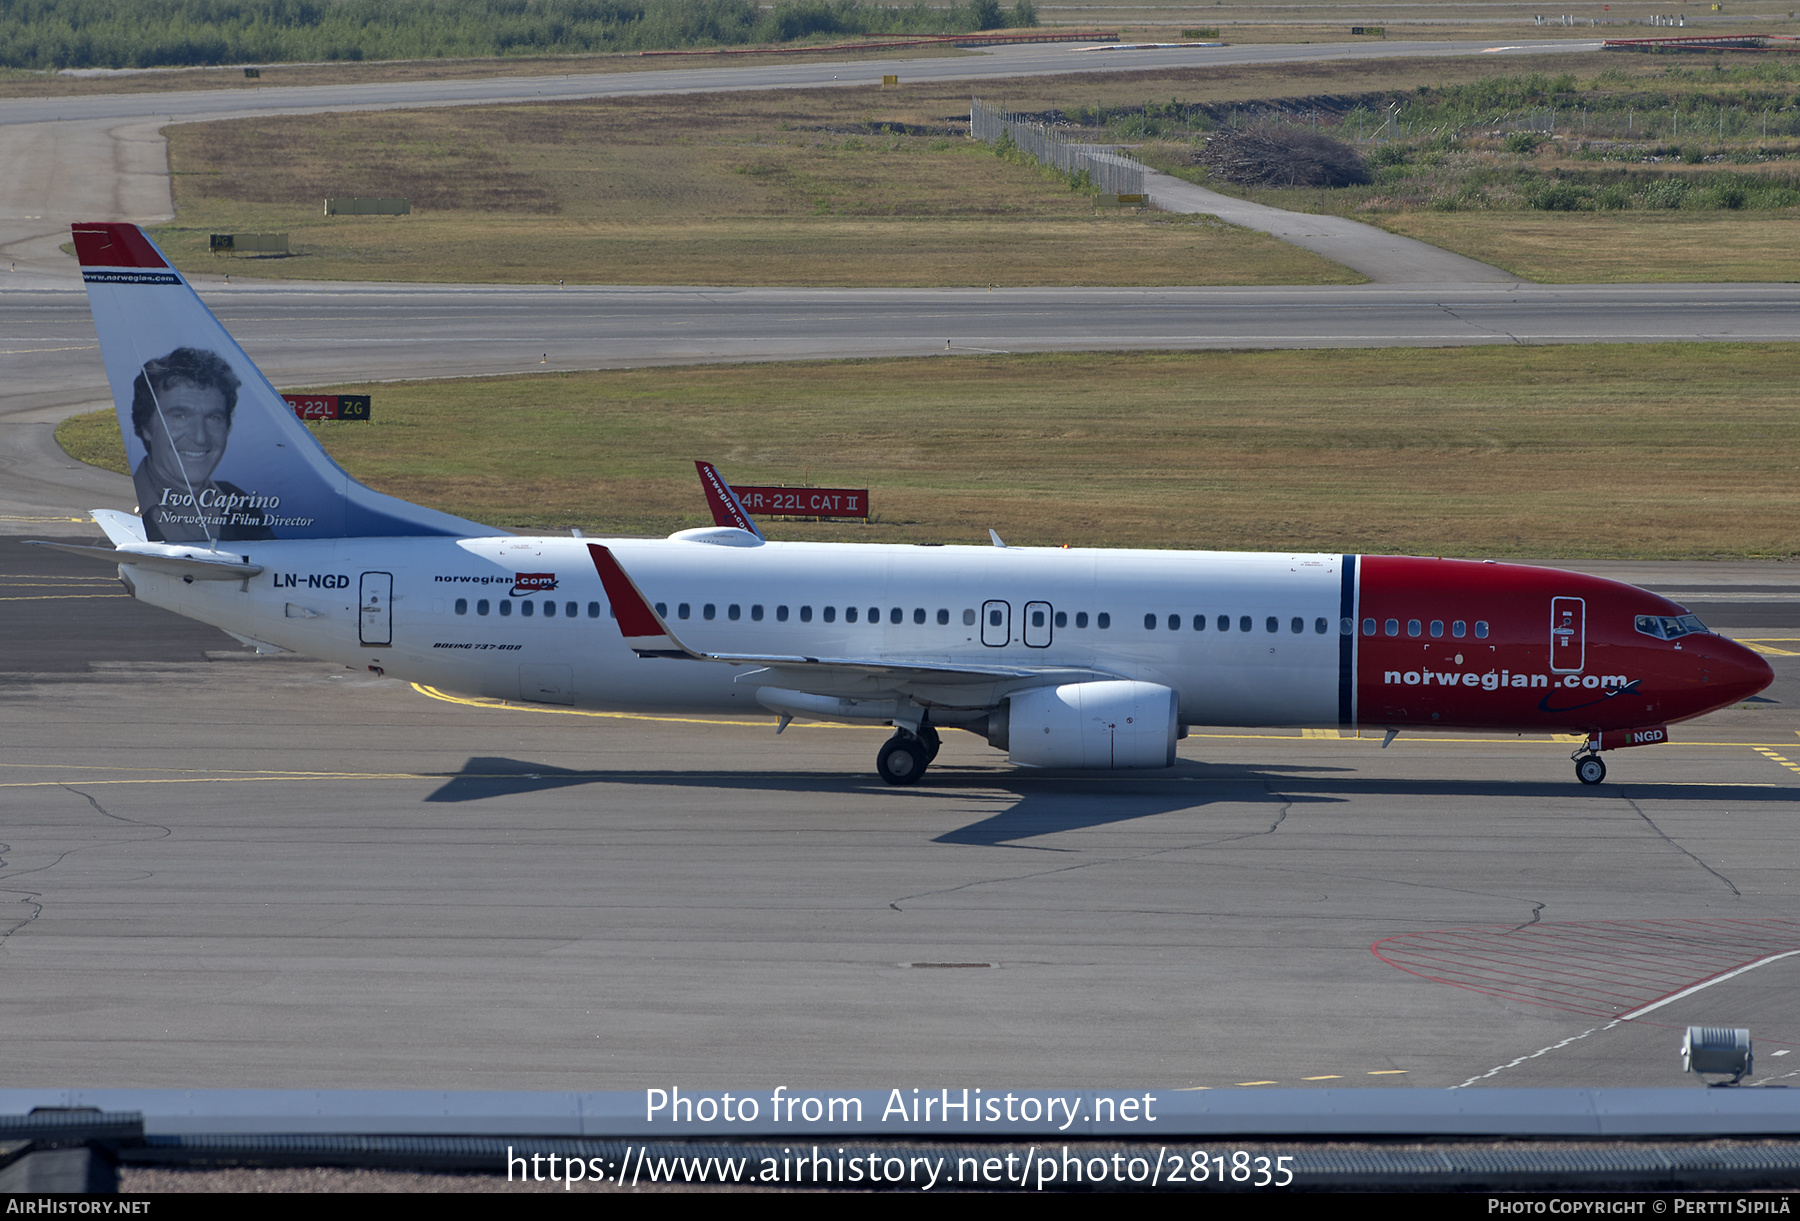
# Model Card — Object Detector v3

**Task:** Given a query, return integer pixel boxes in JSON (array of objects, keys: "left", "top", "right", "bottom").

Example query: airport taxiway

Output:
[{"left": 5, "top": 543, "right": 1798, "bottom": 1091}]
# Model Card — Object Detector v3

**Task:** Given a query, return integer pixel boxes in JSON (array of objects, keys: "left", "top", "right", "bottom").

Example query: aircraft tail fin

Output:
[
  {"left": 73, "top": 222, "right": 492, "bottom": 543},
  {"left": 694, "top": 461, "right": 765, "bottom": 539}
]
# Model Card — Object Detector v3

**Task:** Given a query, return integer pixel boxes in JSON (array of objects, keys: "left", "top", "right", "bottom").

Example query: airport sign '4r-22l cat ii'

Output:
[{"left": 36, "top": 223, "right": 1771, "bottom": 786}]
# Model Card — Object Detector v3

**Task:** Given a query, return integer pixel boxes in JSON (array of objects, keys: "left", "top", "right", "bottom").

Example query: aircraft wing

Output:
[{"left": 587, "top": 543, "right": 1118, "bottom": 701}]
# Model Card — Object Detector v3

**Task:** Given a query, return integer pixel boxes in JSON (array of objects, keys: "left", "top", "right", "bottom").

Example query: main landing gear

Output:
[
  {"left": 1573, "top": 744, "right": 1607, "bottom": 786},
  {"left": 877, "top": 722, "right": 941, "bottom": 786}
]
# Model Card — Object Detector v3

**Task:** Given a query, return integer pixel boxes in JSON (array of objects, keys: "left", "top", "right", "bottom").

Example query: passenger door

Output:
[
  {"left": 359, "top": 572, "right": 392, "bottom": 647},
  {"left": 1550, "top": 596, "right": 1585, "bottom": 673},
  {"left": 981, "top": 600, "right": 1011, "bottom": 648}
]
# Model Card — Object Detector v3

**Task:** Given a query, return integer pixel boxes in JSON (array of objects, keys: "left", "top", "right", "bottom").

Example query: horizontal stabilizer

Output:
[
  {"left": 26, "top": 540, "right": 263, "bottom": 581},
  {"left": 90, "top": 509, "right": 147, "bottom": 546}
]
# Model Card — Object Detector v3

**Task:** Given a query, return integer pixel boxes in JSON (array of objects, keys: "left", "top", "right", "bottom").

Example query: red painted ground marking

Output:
[{"left": 1371, "top": 919, "right": 1800, "bottom": 1018}]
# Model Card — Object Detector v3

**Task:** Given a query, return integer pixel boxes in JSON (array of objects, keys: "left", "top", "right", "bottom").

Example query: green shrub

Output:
[
  {"left": 1504, "top": 131, "right": 1543, "bottom": 155},
  {"left": 1594, "top": 183, "right": 1634, "bottom": 210},
  {"left": 1639, "top": 177, "right": 1690, "bottom": 209},
  {"left": 1527, "top": 180, "right": 1589, "bottom": 211}
]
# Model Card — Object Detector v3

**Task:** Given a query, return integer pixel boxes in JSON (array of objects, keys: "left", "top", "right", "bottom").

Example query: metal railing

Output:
[{"left": 970, "top": 99, "right": 1146, "bottom": 198}]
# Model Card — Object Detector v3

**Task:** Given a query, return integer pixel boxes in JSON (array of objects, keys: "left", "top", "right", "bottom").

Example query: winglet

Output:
[
  {"left": 695, "top": 461, "right": 764, "bottom": 540},
  {"left": 587, "top": 544, "right": 696, "bottom": 659}
]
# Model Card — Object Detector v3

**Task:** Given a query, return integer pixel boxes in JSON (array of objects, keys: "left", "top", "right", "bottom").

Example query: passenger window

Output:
[
  {"left": 477, "top": 599, "right": 490, "bottom": 616},
  {"left": 1266, "top": 616, "right": 1278, "bottom": 633},
  {"left": 1385, "top": 619, "right": 1398, "bottom": 637},
  {"left": 1291, "top": 617, "right": 1304, "bottom": 634},
  {"left": 823, "top": 606, "right": 836, "bottom": 623},
  {"left": 868, "top": 607, "right": 879, "bottom": 624},
  {"left": 521, "top": 600, "right": 534, "bottom": 617},
  {"left": 655, "top": 602, "right": 667, "bottom": 617},
  {"left": 587, "top": 602, "right": 600, "bottom": 619},
  {"left": 1363, "top": 618, "right": 1376, "bottom": 636},
  {"left": 937, "top": 609, "right": 949, "bottom": 625},
  {"left": 1193, "top": 614, "right": 1205, "bottom": 631},
  {"left": 1316, "top": 618, "right": 1329, "bottom": 634},
  {"left": 704, "top": 604, "right": 716, "bottom": 621},
  {"left": 1054, "top": 611, "right": 1067, "bottom": 628},
  {"left": 1097, "top": 613, "right": 1111, "bottom": 629},
  {"left": 777, "top": 605, "right": 789, "bottom": 622},
  {"left": 1452, "top": 620, "right": 1466, "bottom": 638},
  {"left": 1475, "top": 621, "right": 1489, "bottom": 639},
  {"left": 454, "top": 598, "right": 468, "bottom": 615},
  {"left": 500, "top": 601, "right": 513, "bottom": 618},
  {"left": 1240, "top": 616, "right": 1253, "bottom": 632},
  {"left": 678, "top": 603, "right": 690, "bottom": 620},
  {"left": 544, "top": 600, "right": 556, "bottom": 618},
  {"left": 751, "top": 605, "right": 763, "bottom": 621},
  {"left": 914, "top": 608, "right": 926, "bottom": 625},
  {"left": 1076, "top": 612, "right": 1089, "bottom": 628},
  {"left": 728, "top": 604, "right": 741, "bottom": 621},
  {"left": 963, "top": 609, "right": 976, "bottom": 626},
  {"left": 891, "top": 607, "right": 903, "bottom": 625},
  {"left": 846, "top": 606, "right": 858, "bottom": 623},
  {"left": 800, "top": 606, "right": 812, "bottom": 623},
  {"left": 1168, "top": 614, "right": 1180, "bottom": 631},
  {"left": 1407, "top": 619, "right": 1421, "bottom": 637},
  {"left": 989, "top": 609, "right": 1003, "bottom": 627},
  {"left": 1218, "top": 615, "right": 1230, "bottom": 632},
  {"left": 568, "top": 602, "right": 579, "bottom": 618},
  {"left": 1144, "top": 613, "right": 1157, "bottom": 630},
  {"left": 1429, "top": 620, "right": 1442, "bottom": 637}
]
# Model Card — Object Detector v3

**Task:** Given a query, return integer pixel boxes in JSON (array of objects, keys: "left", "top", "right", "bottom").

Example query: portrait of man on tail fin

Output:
[{"left": 130, "top": 347, "right": 277, "bottom": 543}]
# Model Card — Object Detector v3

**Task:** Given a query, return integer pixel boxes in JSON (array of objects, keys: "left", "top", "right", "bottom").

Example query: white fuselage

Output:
[{"left": 123, "top": 535, "right": 1350, "bottom": 729}]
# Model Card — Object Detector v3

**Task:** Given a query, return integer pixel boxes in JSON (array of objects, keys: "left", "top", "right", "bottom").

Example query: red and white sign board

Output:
[{"left": 731, "top": 486, "right": 868, "bottom": 518}]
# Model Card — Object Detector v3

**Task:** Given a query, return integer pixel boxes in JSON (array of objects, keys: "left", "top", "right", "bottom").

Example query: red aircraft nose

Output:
[{"left": 1701, "top": 636, "right": 1775, "bottom": 707}]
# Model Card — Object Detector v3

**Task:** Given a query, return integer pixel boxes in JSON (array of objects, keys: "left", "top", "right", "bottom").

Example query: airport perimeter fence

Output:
[{"left": 969, "top": 99, "right": 1146, "bottom": 199}]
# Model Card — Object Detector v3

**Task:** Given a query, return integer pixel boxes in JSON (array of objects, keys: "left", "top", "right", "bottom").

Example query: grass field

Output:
[
  {"left": 58, "top": 344, "right": 1800, "bottom": 560},
  {"left": 152, "top": 49, "right": 1800, "bottom": 286},
  {"left": 1375, "top": 209, "right": 1800, "bottom": 282},
  {"left": 154, "top": 86, "right": 1356, "bottom": 286}
]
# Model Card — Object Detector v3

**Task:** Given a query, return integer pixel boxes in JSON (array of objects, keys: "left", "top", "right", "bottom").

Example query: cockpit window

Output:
[{"left": 1635, "top": 613, "right": 1709, "bottom": 640}]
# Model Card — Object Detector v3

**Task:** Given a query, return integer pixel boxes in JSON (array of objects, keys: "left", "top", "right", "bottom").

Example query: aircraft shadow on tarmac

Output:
[{"left": 421, "top": 756, "right": 1800, "bottom": 848}]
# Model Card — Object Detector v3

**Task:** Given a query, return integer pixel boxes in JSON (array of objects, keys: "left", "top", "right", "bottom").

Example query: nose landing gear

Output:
[{"left": 1573, "top": 744, "right": 1607, "bottom": 786}]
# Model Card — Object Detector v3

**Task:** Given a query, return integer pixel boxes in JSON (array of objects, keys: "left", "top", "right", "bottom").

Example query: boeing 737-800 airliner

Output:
[{"left": 35, "top": 223, "right": 1772, "bottom": 786}]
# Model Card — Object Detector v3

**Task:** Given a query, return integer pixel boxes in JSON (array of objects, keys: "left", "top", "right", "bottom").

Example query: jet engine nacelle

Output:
[{"left": 994, "top": 680, "right": 1179, "bottom": 770}]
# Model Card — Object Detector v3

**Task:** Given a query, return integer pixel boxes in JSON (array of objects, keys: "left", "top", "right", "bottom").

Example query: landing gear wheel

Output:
[
  {"left": 918, "top": 723, "right": 942, "bottom": 762},
  {"left": 1576, "top": 755, "right": 1607, "bottom": 786},
  {"left": 877, "top": 734, "right": 930, "bottom": 786}
]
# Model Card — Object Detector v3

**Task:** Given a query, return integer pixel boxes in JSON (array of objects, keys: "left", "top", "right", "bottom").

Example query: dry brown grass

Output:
[
  {"left": 153, "top": 51, "right": 1650, "bottom": 287},
  {"left": 58, "top": 344, "right": 1800, "bottom": 559},
  {"left": 155, "top": 85, "right": 1356, "bottom": 286},
  {"left": 1375, "top": 209, "right": 1800, "bottom": 282}
]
